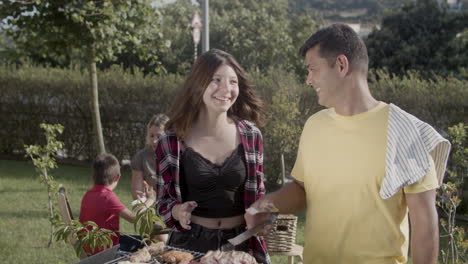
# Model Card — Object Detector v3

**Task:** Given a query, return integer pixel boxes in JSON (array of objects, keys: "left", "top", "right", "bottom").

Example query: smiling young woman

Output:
[
  {"left": 166, "top": 49, "right": 264, "bottom": 140},
  {"left": 154, "top": 49, "right": 270, "bottom": 264}
]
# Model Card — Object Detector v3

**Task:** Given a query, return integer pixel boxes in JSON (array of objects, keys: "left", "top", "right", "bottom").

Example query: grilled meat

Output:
[
  {"left": 128, "top": 247, "right": 151, "bottom": 263},
  {"left": 125, "top": 241, "right": 164, "bottom": 263},
  {"left": 199, "top": 250, "right": 257, "bottom": 264},
  {"left": 160, "top": 250, "right": 194, "bottom": 263},
  {"left": 148, "top": 241, "right": 165, "bottom": 255}
]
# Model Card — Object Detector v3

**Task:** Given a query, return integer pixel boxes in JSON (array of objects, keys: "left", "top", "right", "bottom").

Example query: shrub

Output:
[{"left": 2, "top": 64, "right": 467, "bottom": 189}]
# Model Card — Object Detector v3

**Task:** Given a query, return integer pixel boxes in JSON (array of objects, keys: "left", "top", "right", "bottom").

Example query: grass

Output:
[
  {"left": 0, "top": 159, "right": 304, "bottom": 264},
  {"left": 2, "top": 159, "right": 466, "bottom": 264}
]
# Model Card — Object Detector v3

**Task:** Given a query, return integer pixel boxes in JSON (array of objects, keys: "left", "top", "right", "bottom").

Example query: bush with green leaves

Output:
[
  {"left": 369, "top": 69, "right": 468, "bottom": 130},
  {"left": 444, "top": 122, "right": 468, "bottom": 213},
  {"left": 445, "top": 124, "right": 468, "bottom": 192},
  {"left": 55, "top": 203, "right": 165, "bottom": 257},
  {"left": 438, "top": 183, "right": 468, "bottom": 264},
  {"left": 253, "top": 68, "right": 305, "bottom": 188},
  {"left": 437, "top": 123, "right": 468, "bottom": 263},
  {"left": 1, "top": 63, "right": 181, "bottom": 161},
  {"left": 4, "top": 64, "right": 468, "bottom": 190},
  {"left": 54, "top": 220, "right": 116, "bottom": 257}
]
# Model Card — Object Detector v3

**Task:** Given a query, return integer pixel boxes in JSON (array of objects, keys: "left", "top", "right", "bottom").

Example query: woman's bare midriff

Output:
[{"left": 191, "top": 214, "right": 245, "bottom": 229}]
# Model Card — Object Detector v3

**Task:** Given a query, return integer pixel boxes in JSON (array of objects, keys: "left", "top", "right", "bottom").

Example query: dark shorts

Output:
[{"left": 167, "top": 222, "right": 249, "bottom": 253}]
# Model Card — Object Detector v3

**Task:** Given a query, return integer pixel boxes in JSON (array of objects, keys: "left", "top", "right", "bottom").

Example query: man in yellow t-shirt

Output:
[
  {"left": 292, "top": 102, "right": 438, "bottom": 263},
  {"left": 245, "top": 24, "right": 442, "bottom": 264}
]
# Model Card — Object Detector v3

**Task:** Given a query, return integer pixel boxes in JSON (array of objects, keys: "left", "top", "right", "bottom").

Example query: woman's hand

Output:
[
  {"left": 172, "top": 201, "right": 198, "bottom": 230},
  {"left": 144, "top": 182, "right": 156, "bottom": 202}
]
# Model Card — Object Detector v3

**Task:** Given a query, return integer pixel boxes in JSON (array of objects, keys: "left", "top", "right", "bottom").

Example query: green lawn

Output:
[{"left": 0, "top": 159, "right": 304, "bottom": 264}]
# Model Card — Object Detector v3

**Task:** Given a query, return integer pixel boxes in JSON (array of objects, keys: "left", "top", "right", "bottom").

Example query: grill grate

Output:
[
  {"left": 104, "top": 245, "right": 205, "bottom": 264},
  {"left": 102, "top": 250, "right": 131, "bottom": 264}
]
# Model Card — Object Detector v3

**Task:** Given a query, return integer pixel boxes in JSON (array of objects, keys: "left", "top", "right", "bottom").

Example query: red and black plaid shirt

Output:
[{"left": 155, "top": 119, "right": 270, "bottom": 263}]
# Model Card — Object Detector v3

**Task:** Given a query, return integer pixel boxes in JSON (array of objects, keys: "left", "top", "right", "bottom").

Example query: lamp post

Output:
[
  {"left": 201, "top": 0, "right": 209, "bottom": 52},
  {"left": 191, "top": 11, "right": 202, "bottom": 61}
]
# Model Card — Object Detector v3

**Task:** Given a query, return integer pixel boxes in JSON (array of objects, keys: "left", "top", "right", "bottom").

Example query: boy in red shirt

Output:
[{"left": 79, "top": 153, "right": 155, "bottom": 255}]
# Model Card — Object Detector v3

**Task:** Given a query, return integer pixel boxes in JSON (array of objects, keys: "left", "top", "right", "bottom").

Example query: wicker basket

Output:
[{"left": 264, "top": 214, "right": 298, "bottom": 252}]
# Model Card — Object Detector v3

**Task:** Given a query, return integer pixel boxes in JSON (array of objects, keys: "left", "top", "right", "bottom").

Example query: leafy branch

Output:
[
  {"left": 438, "top": 123, "right": 468, "bottom": 264},
  {"left": 24, "top": 123, "right": 64, "bottom": 247},
  {"left": 133, "top": 201, "right": 166, "bottom": 244}
]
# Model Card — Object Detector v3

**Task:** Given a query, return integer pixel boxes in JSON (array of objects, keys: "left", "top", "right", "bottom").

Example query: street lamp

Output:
[{"left": 191, "top": 11, "right": 202, "bottom": 61}]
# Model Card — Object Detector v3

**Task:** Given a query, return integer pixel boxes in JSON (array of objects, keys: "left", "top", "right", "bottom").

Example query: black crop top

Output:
[{"left": 180, "top": 144, "right": 247, "bottom": 218}]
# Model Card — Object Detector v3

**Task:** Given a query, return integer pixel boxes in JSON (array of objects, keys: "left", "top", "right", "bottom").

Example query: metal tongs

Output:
[{"left": 220, "top": 210, "right": 278, "bottom": 251}]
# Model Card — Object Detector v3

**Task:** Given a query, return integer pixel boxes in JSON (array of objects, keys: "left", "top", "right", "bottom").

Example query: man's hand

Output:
[
  {"left": 172, "top": 201, "right": 198, "bottom": 230},
  {"left": 245, "top": 199, "right": 278, "bottom": 236}
]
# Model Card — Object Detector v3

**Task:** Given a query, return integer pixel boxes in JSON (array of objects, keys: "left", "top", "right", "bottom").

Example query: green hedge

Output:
[
  {"left": 1, "top": 63, "right": 466, "bottom": 187},
  {"left": 0, "top": 64, "right": 182, "bottom": 161},
  {"left": 369, "top": 70, "right": 468, "bottom": 130}
]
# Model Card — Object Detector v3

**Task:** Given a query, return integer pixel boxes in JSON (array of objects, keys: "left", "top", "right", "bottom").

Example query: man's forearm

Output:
[
  {"left": 411, "top": 217, "right": 439, "bottom": 264},
  {"left": 266, "top": 181, "right": 306, "bottom": 214},
  {"left": 407, "top": 190, "right": 439, "bottom": 264}
]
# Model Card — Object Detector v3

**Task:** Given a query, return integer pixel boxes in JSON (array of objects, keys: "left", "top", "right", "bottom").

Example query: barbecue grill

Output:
[
  {"left": 76, "top": 210, "right": 275, "bottom": 264},
  {"left": 77, "top": 245, "right": 205, "bottom": 264},
  {"left": 111, "top": 245, "right": 204, "bottom": 264}
]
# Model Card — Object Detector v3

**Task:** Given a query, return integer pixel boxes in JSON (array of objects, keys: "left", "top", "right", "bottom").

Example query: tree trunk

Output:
[
  {"left": 281, "top": 153, "right": 286, "bottom": 185},
  {"left": 43, "top": 167, "right": 55, "bottom": 247},
  {"left": 88, "top": 46, "right": 106, "bottom": 155}
]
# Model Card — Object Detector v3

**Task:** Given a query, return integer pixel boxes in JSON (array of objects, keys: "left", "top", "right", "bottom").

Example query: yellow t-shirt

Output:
[{"left": 291, "top": 102, "right": 438, "bottom": 264}]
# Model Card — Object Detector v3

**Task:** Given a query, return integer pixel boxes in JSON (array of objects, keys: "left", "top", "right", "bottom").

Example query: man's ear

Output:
[
  {"left": 114, "top": 174, "right": 121, "bottom": 182},
  {"left": 336, "top": 54, "right": 349, "bottom": 76}
]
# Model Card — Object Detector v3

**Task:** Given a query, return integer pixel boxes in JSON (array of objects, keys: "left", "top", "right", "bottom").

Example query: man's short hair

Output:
[
  {"left": 93, "top": 153, "right": 120, "bottom": 185},
  {"left": 299, "top": 23, "right": 369, "bottom": 74}
]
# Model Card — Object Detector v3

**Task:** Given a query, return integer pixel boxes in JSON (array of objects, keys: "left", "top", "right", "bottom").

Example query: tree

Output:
[
  {"left": 157, "top": 0, "right": 197, "bottom": 74},
  {"left": 287, "top": 8, "right": 322, "bottom": 75},
  {"left": 87, "top": 0, "right": 322, "bottom": 77},
  {"left": 0, "top": 29, "right": 18, "bottom": 64},
  {"left": 209, "top": 0, "right": 294, "bottom": 72},
  {"left": 95, "top": 0, "right": 192, "bottom": 75},
  {"left": 1, "top": 0, "right": 166, "bottom": 155},
  {"left": 365, "top": 0, "right": 468, "bottom": 77},
  {"left": 289, "top": 0, "right": 404, "bottom": 23},
  {"left": 153, "top": 0, "right": 321, "bottom": 75}
]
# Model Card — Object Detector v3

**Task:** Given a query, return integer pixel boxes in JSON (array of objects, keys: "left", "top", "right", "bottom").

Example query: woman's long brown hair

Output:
[{"left": 166, "top": 49, "right": 265, "bottom": 140}]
